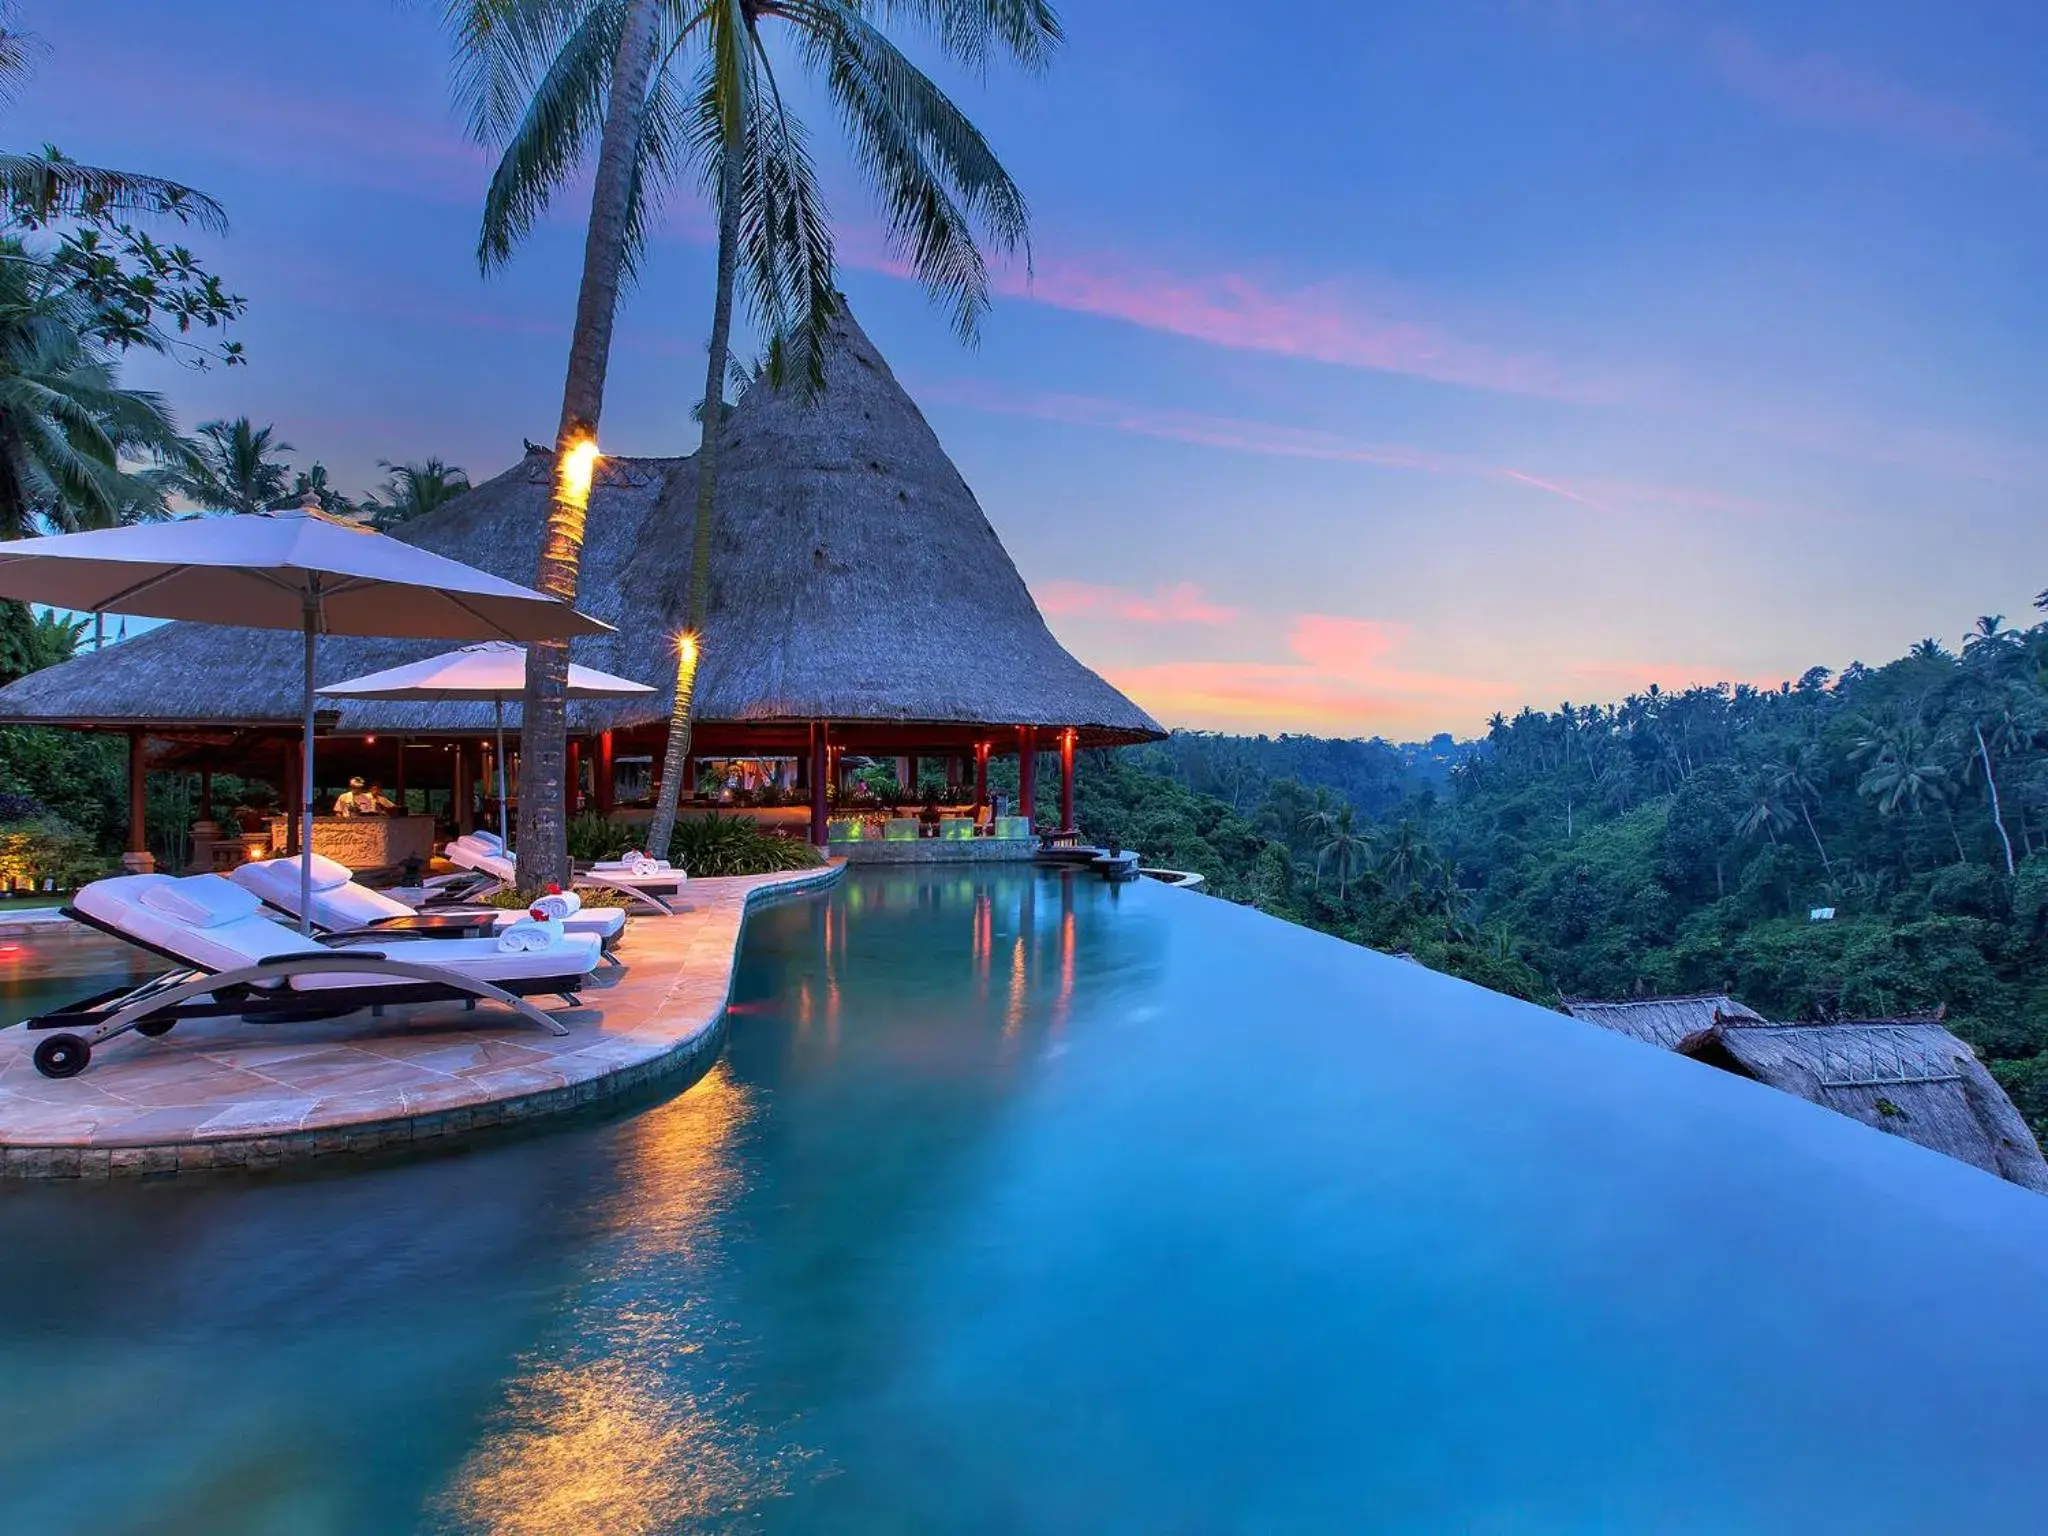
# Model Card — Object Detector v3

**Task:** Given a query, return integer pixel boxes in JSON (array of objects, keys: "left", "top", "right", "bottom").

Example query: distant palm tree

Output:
[
  {"left": 1853, "top": 720, "right": 1951, "bottom": 817},
  {"left": 1767, "top": 739, "right": 1834, "bottom": 877},
  {"left": 1907, "top": 637, "right": 1952, "bottom": 664},
  {"left": 1735, "top": 777, "right": 1793, "bottom": 847},
  {"left": 1962, "top": 615, "right": 2020, "bottom": 660},
  {"left": 1380, "top": 820, "right": 1430, "bottom": 901},
  {"left": 174, "top": 416, "right": 294, "bottom": 514},
  {"left": 288, "top": 461, "right": 356, "bottom": 519},
  {"left": 363, "top": 458, "right": 470, "bottom": 529},
  {"left": 1297, "top": 788, "right": 1339, "bottom": 878},
  {"left": 1315, "top": 806, "right": 1373, "bottom": 904}
]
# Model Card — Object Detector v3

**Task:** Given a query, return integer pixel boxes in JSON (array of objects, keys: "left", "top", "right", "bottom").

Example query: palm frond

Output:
[
  {"left": 869, "top": 0, "right": 1062, "bottom": 73},
  {"left": 0, "top": 149, "right": 227, "bottom": 234},
  {"left": 792, "top": 2, "right": 1032, "bottom": 339},
  {"left": 475, "top": 2, "right": 625, "bottom": 271}
]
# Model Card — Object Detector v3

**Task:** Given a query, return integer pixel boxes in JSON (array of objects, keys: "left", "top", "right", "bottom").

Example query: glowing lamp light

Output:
[
  {"left": 559, "top": 437, "right": 601, "bottom": 503},
  {"left": 675, "top": 631, "right": 699, "bottom": 665}
]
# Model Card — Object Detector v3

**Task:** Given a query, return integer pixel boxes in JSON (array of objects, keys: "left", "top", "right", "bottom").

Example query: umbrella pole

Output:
[
  {"left": 299, "top": 592, "right": 318, "bottom": 935},
  {"left": 496, "top": 696, "right": 510, "bottom": 853}
]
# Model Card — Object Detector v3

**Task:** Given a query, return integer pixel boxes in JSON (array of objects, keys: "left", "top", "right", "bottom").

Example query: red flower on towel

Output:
[
  {"left": 529, "top": 905, "right": 548, "bottom": 922},
  {"left": 547, "top": 882, "right": 563, "bottom": 894}
]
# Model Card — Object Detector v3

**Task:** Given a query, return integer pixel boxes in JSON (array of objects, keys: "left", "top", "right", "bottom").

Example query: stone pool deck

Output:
[{"left": 0, "top": 862, "right": 842, "bottom": 1178}]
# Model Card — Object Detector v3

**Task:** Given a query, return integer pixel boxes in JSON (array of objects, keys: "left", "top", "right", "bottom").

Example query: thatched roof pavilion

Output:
[
  {"left": 1561, "top": 994, "right": 1764, "bottom": 1049},
  {"left": 1676, "top": 1014, "right": 2048, "bottom": 1194},
  {"left": 0, "top": 304, "right": 1161, "bottom": 848}
]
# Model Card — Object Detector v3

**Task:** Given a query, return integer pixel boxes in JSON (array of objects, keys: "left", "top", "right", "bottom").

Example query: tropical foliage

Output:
[
  {"left": 1064, "top": 610, "right": 2048, "bottom": 1137},
  {"left": 361, "top": 457, "right": 471, "bottom": 529},
  {"left": 664, "top": 810, "right": 822, "bottom": 876}
]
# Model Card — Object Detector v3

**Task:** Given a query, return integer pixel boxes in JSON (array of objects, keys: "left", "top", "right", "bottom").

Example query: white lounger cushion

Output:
[
  {"left": 232, "top": 859, "right": 625, "bottom": 943},
  {"left": 76, "top": 875, "right": 599, "bottom": 992}
]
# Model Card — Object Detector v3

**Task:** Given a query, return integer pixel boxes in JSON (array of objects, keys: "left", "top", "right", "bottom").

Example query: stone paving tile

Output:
[
  {"left": 196, "top": 1098, "right": 322, "bottom": 1137},
  {"left": 0, "top": 863, "right": 841, "bottom": 1170}
]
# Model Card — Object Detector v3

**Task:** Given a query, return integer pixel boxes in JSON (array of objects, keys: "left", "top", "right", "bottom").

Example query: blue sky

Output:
[{"left": 26, "top": 0, "right": 2048, "bottom": 735}]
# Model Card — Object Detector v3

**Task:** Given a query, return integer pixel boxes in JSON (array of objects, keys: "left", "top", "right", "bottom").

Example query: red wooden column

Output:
[
  {"left": 124, "top": 729, "right": 150, "bottom": 868},
  {"left": 1017, "top": 725, "right": 1037, "bottom": 825},
  {"left": 565, "top": 737, "right": 582, "bottom": 813},
  {"left": 974, "top": 742, "right": 990, "bottom": 814},
  {"left": 393, "top": 737, "right": 407, "bottom": 806},
  {"left": 1059, "top": 728, "right": 1076, "bottom": 835},
  {"left": 809, "top": 721, "right": 830, "bottom": 846},
  {"left": 595, "top": 730, "right": 615, "bottom": 814}
]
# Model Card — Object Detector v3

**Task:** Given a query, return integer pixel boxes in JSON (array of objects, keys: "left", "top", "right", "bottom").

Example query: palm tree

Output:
[
  {"left": 1962, "top": 615, "right": 2019, "bottom": 660},
  {"left": 1380, "top": 820, "right": 1430, "bottom": 902},
  {"left": 1767, "top": 739, "right": 1834, "bottom": 877},
  {"left": 644, "top": 0, "right": 1059, "bottom": 856},
  {"left": 288, "top": 461, "right": 356, "bottom": 519},
  {"left": 1315, "top": 806, "right": 1372, "bottom": 904},
  {"left": 0, "top": 240, "right": 187, "bottom": 535},
  {"left": 1853, "top": 720, "right": 1952, "bottom": 817},
  {"left": 1960, "top": 688, "right": 2037, "bottom": 876},
  {"left": 1297, "top": 787, "right": 1339, "bottom": 879},
  {"left": 450, "top": 0, "right": 670, "bottom": 885},
  {"left": 174, "top": 417, "right": 295, "bottom": 514},
  {"left": 363, "top": 457, "right": 470, "bottom": 529},
  {"left": 1735, "top": 776, "right": 1792, "bottom": 847}
]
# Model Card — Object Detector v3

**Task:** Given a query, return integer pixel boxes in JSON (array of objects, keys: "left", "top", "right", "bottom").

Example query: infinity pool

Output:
[{"left": 2, "top": 869, "right": 2047, "bottom": 1532}]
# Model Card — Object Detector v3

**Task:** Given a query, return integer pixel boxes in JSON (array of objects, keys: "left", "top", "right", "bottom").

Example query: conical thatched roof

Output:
[
  {"left": 0, "top": 306, "right": 1162, "bottom": 744},
  {"left": 1677, "top": 1016, "right": 2048, "bottom": 1194}
]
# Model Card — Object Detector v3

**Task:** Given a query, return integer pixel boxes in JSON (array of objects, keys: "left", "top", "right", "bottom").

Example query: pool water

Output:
[{"left": 2, "top": 869, "right": 2047, "bottom": 1532}]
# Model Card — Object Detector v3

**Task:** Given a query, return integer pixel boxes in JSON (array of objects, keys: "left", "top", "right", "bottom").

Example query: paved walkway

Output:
[{"left": 0, "top": 863, "right": 841, "bottom": 1178}]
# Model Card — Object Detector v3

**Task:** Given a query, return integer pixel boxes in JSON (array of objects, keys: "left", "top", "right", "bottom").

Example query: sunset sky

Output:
[{"left": 33, "top": 0, "right": 2048, "bottom": 739}]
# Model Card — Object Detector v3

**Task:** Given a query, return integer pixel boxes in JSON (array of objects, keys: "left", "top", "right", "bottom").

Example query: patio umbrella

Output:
[
  {"left": 318, "top": 642, "right": 654, "bottom": 850},
  {"left": 0, "top": 498, "right": 610, "bottom": 931}
]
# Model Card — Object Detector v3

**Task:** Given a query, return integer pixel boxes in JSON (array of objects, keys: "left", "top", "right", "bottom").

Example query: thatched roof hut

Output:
[
  {"left": 0, "top": 304, "right": 1160, "bottom": 751},
  {"left": 1561, "top": 994, "right": 1765, "bottom": 1050},
  {"left": 1677, "top": 1015, "right": 2048, "bottom": 1194}
]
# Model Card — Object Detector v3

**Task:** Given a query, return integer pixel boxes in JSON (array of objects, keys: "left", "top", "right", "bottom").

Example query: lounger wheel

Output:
[
  {"left": 134, "top": 1016, "right": 176, "bottom": 1037},
  {"left": 33, "top": 1033, "right": 91, "bottom": 1079}
]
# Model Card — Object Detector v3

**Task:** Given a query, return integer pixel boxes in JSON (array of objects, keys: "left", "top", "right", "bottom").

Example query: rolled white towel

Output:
[
  {"left": 530, "top": 889, "right": 583, "bottom": 920},
  {"left": 497, "top": 915, "right": 565, "bottom": 953}
]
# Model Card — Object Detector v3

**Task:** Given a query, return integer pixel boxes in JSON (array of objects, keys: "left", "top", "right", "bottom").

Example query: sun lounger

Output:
[
  {"left": 18, "top": 873, "right": 602, "bottom": 1079},
  {"left": 440, "top": 833, "right": 679, "bottom": 916},
  {"left": 231, "top": 854, "right": 627, "bottom": 954}
]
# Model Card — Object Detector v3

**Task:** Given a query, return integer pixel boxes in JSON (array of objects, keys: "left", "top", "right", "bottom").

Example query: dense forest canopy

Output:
[{"left": 1062, "top": 610, "right": 2048, "bottom": 1138}]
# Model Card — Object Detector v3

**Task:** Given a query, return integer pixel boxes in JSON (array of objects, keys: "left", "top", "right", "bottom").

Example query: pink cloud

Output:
[
  {"left": 917, "top": 378, "right": 1624, "bottom": 515},
  {"left": 989, "top": 255, "right": 1612, "bottom": 403},
  {"left": 1034, "top": 580, "right": 1239, "bottom": 625},
  {"left": 1705, "top": 28, "right": 2015, "bottom": 154},
  {"left": 1100, "top": 615, "right": 1509, "bottom": 735}
]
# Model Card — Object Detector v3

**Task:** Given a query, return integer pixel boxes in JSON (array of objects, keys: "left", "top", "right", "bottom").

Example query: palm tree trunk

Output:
[
  {"left": 515, "top": 0, "right": 662, "bottom": 890},
  {"left": 1974, "top": 722, "right": 2018, "bottom": 876},
  {"left": 646, "top": 141, "right": 743, "bottom": 860},
  {"left": 1798, "top": 800, "right": 1833, "bottom": 878}
]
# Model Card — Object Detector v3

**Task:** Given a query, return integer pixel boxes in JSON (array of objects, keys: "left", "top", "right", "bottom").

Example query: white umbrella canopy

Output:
[
  {"left": 319, "top": 643, "right": 655, "bottom": 849},
  {"left": 0, "top": 503, "right": 611, "bottom": 931}
]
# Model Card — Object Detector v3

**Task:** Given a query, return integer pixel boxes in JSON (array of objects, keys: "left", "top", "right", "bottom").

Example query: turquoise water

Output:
[{"left": 3, "top": 868, "right": 2048, "bottom": 1531}]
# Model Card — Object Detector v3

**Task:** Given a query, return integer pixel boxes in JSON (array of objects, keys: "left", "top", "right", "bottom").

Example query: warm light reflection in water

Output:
[{"left": 431, "top": 1067, "right": 810, "bottom": 1532}]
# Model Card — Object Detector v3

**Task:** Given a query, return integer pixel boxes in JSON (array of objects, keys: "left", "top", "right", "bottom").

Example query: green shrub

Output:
[
  {"left": 0, "top": 815, "right": 107, "bottom": 892},
  {"left": 566, "top": 810, "right": 637, "bottom": 863},
  {"left": 666, "top": 812, "right": 824, "bottom": 876}
]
